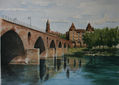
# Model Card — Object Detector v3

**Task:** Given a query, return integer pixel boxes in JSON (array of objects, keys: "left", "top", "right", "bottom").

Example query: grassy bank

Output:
[
  {"left": 65, "top": 48, "right": 86, "bottom": 57},
  {"left": 85, "top": 48, "right": 119, "bottom": 56},
  {"left": 65, "top": 47, "right": 119, "bottom": 57}
]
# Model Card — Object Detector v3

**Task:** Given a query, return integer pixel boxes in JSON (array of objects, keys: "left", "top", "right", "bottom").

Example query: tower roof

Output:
[
  {"left": 86, "top": 23, "right": 94, "bottom": 31},
  {"left": 69, "top": 23, "right": 76, "bottom": 31},
  {"left": 46, "top": 19, "right": 50, "bottom": 32},
  {"left": 46, "top": 19, "right": 50, "bottom": 25}
]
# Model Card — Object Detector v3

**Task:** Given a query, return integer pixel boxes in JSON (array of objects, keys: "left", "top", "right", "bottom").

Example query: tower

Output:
[
  {"left": 69, "top": 23, "right": 76, "bottom": 31},
  {"left": 86, "top": 23, "right": 94, "bottom": 31},
  {"left": 46, "top": 19, "right": 50, "bottom": 33}
]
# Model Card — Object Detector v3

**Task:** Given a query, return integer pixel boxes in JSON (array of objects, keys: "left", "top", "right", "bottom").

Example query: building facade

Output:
[
  {"left": 66, "top": 23, "right": 94, "bottom": 47},
  {"left": 46, "top": 19, "right": 94, "bottom": 47}
]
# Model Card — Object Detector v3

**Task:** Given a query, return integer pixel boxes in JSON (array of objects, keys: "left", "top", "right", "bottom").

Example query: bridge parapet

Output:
[{"left": 0, "top": 15, "right": 41, "bottom": 32}]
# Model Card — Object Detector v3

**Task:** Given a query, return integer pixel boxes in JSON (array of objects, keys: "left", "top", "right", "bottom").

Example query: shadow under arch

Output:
[
  {"left": 34, "top": 37, "right": 45, "bottom": 54},
  {"left": 50, "top": 40, "right": 56, "bottom": 49},
  {"left": 64, "top": 43, "right": 66, "bottom": 48},
  {"left": 1, "top": 30, "right": 25, "bottom": 65},
  {"left": 58, "top": 41, "right": 62, "bottom": 48}
]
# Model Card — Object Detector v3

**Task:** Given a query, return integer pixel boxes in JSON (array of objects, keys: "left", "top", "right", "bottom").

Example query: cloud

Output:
[
  {"left": 93, "top": 14, "right": 119, "bottom": 25},
  {"left": 51, "top": 20, "right": 70, "bottom": 23},
  {"left": 0, "top": 8, "right": 27, "bottom": 11},
  {"left": 0, "top": 0, "right": 119, "bottom": 33}
]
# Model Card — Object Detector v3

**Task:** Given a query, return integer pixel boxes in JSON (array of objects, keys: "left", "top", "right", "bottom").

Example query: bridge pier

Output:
[
  {"left": 25, "top": 48, "right": 40, "bottom": 64},
  {"left": 64, "top": 48, "right": 68, "bottom": 54},
  {"left": 56, "top": 48, "right": 63, "bottom": 57},
  {"left": 9, "top": 47, "right": 68, "bottom": 65},
  {"left": 47, "top": 47, "right": 68, "bottom": 58},
  {"left": 47, "top": 48, "right": 56, "bottom": 58},
  {"left": 10, "top": 48, "right": 40, "bottom": 65}
]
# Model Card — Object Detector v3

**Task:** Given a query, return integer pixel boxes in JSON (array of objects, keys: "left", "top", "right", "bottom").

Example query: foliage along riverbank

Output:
[
  {"left": 65, "top": 48, "right": 85, "bottom": 57},
  {"left": 65, "top": 47, "right": 119, "bottom": 57},
  {"left": 83, "top": 27, "right": 119, "bottom": 49},
  {"left": 83, "top": 48, "right": 119, "bottom": 56},
  {"left": 66, "top": 27, "right": 119, "bottom": 57}
]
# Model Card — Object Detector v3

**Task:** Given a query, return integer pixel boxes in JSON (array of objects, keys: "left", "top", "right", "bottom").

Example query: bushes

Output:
[{"left": 58, "top": 34, "right": 66, "bottom": 39}]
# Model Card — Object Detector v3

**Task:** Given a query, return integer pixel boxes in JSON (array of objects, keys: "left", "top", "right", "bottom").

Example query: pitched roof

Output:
[
  {"left": 46, "top": 19, "right": 50, "bottom": 25},
  {"left": 86, "top": 23, "right": 94, "bottom": 31},
  {"left": 69, "top": 23, "right": 76, "bottom": 31}
]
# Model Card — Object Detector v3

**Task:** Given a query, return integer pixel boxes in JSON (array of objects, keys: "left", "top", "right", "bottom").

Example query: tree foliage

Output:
[
  {"left": 58, "top": 34, "right": 66, "bottom": 39},
  {"left": 83, "top": 27, "right": 119, "bottom": 48}
]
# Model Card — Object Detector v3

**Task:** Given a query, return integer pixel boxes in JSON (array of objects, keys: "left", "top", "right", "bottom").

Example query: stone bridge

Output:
[{"left": 0, "top": 18, "right": 72, "bottom": 65}]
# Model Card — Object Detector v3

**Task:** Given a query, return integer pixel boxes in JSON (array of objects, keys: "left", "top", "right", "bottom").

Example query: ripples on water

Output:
[{"left": 1, "top": 56, "right": 119, "bottom": 85}]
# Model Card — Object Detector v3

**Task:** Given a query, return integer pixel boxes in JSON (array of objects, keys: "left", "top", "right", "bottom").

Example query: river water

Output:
[{"left": 1, "top": 56, "right": 119, "bottom": 85}]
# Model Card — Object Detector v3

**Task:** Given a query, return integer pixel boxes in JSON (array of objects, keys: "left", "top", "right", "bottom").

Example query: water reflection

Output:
[
  {"left": 74, "top": 59, "right": 76, "bottom": 67},
  {"left": 83, "top": 56, "right": 119, "bottom": 85},
  {"left": 79, "top": 59, "right": 82, "bottom": 67},
  {"left": 54, "top": 56, "right": 57, "bottom": 71},
  {"left": 64, "top": 56, "right": 67, "bottom": 70},
  {"left": 2, "top": 65, "right": 17, "bottom": 79},
  {"left": 57, "top": 58, "right": 61, "bottom": 71},
  {"left": 66, "top": 68, "right": 70, "bottom": 78},
  {"left": 40, "top": 59, "right": 46, "bottom": 80},
  {"left": 2, "top": 56, "right": 119, "bottom": 85}
]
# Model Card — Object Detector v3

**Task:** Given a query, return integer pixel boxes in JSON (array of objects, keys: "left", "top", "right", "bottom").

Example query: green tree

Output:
[{"left": 83, "top": 26, "right": 119, "bottom": 49}]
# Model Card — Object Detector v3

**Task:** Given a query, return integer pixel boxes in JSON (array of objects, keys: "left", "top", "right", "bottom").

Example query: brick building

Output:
[{"left": 66, "top": 23, "right": 94, "bottom": 47}]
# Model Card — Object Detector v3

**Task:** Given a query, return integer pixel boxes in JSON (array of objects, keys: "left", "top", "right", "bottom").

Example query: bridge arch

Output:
[
  {"left": 50, "top": 40, "right": 56, "bottom": 49},
  {"left": 1, "top": 30, "right": 25, "bottom": 65},
  {"left": 58, "top": 42, "right": 62, "bottom": 48},
  {"left": 34, "top": 37, "right": 45, "bottom": 54}
]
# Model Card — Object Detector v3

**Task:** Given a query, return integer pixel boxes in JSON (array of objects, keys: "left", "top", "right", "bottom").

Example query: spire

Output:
[
  {"left": 46, "top": 19, "right": 50, "bottom": 25},
  {"left": 86, "top": 23, "right": 94, "bottom": 31},
  {"left": 46, "top": 19, "right": 50, "bottom": 33},
  {"left": 69, "top": 23, "right": 76, "bottom": 31}
]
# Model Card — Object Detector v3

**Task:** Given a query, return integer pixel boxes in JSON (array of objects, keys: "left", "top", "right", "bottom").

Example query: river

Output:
[{"left": 1, "top": 56, "right": 119, "bottom": 85}]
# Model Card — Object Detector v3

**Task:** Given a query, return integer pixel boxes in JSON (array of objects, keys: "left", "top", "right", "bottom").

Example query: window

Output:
[
  {"left": 73, "top": 31, "right": 74, "bottom": 41},
  {"left": 78, "top": 33, "right": 80, "bottom": 41},
  {"left": 28, "top": 32, "right": 31, "bottom": 40}
]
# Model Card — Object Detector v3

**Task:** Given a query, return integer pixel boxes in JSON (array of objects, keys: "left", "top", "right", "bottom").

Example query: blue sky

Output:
[{"left": 0, "top": 0, "right": 119, "bottom": 33}]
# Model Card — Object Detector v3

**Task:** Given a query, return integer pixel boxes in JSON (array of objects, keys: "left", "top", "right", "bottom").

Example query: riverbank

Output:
[
  {"left": 65, "top": 48, "right": 85, "bottom": 57},
  {"left": 65, "top": 48, "right": 119, "bottom": 57},
  {"left": 84, "top": 48, "right": 119, "bottom": 56}
]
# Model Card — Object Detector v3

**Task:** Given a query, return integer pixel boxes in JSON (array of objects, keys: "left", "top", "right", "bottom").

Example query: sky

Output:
[{"left": 0, "top": 0, "right": 119, "bottom": 33}]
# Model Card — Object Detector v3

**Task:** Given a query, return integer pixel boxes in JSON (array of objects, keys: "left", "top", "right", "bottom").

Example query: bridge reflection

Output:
[{"left": 1, "top": 56, "right": 87, "bottom": 85}]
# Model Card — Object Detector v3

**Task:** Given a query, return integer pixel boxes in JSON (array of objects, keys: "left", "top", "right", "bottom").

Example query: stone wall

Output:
[
  {"left": 48, "top": 48, "right": 56, "bottom": 58},
  {"left": 56, "top": 48, "right": 63, "bottom": 57},
  {"left": 9, "top": 48, "right": 40, "bottom": 64},
  {"left": 25, "top": 48, "right": 40, "bottom": 64}
]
